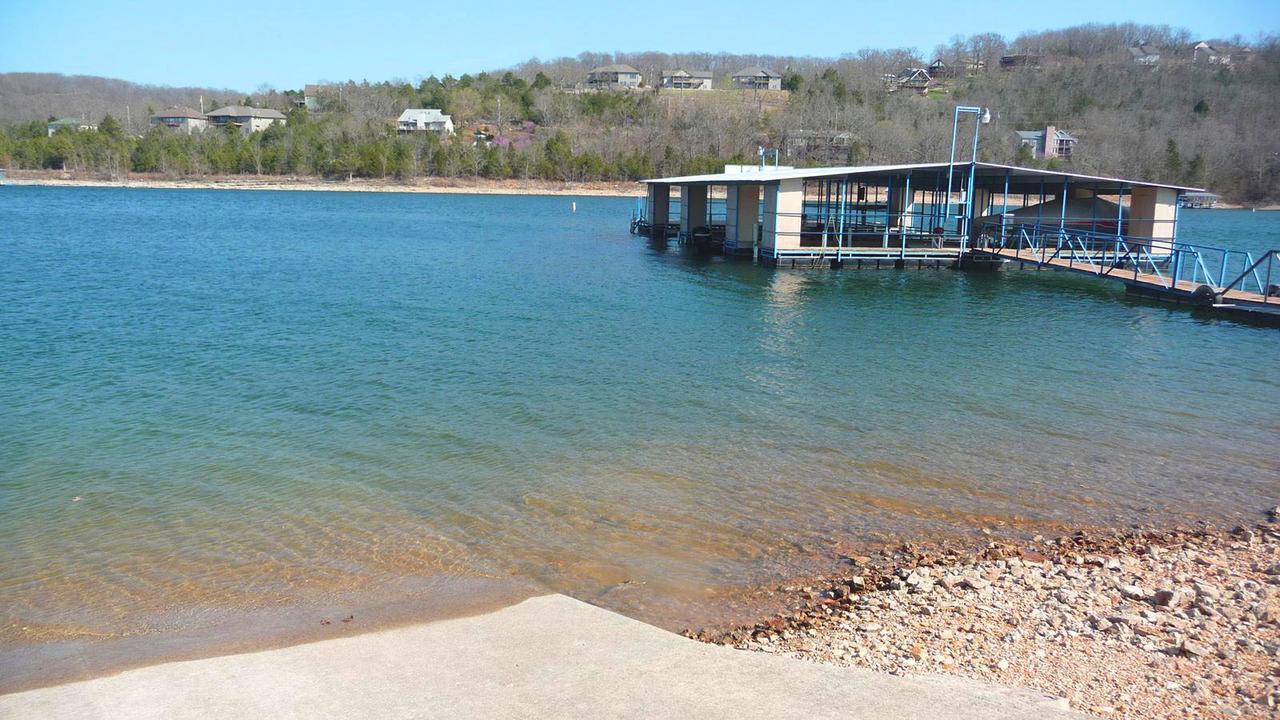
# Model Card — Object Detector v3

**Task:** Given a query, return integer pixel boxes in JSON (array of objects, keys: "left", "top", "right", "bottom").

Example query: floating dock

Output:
[{"left": 635, "top": 162, "right": 1278, "bottom": 322}]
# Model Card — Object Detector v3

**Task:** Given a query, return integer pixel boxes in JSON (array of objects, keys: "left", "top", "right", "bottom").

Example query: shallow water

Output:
[{"left": 1, "top": 187, "right": 1277, "bottom": 688}]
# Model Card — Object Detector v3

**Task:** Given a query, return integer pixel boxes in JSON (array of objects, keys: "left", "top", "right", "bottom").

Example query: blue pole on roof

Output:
[
  {"left": 883, "top": 175, "right": 893, "bottom": 249},
  {"left": 1001, "top": 170, "right": 1010, "bottom": 246},
  {"left": 900, "top": 172, "right": 911, "bottom": 259},
  {"left": 1059, "top": 177, "right": 1069, "bottom": 236},
  {"left": 1038, "top": 178, "right": 1045, "bottom": 232},
  {"left": 1116, "top": 186, "right": 1124, "bottom": 238},
  {"left": 947, "top": 105, "right": 985, "bottom": 250}
]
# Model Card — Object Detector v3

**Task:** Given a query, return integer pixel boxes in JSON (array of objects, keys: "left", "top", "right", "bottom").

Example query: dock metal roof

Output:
[{"left": 642, "top": 162, "right": 1203, "bottom": 192}]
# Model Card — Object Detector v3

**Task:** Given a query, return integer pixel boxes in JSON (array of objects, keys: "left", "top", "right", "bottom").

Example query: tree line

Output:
[{"left": 1, "top": 23, "right": 1277, "bottom": 201}]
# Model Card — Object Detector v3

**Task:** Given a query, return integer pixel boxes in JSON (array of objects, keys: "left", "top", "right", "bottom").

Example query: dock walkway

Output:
[{"left": 983, "top": 246, "right": 1274, "bottom": 307}]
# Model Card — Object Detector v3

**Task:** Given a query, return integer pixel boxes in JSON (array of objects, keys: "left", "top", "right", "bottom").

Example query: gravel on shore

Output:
[{"left": 689, "top": 510, "right": 1280, "bottom": 719}]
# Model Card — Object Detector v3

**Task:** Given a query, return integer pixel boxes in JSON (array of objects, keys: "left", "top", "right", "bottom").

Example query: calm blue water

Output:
[{"left": 1, "top": 187, "right": 1277, "bottom": 685}]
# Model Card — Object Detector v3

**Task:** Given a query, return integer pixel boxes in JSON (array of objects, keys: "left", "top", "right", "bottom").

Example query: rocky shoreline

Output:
[{"left": 689, "top": 509, "right": 1280, "bottom": 718}]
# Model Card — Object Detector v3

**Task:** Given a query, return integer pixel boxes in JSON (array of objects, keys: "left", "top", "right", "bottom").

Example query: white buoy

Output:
[{"left": 571, "top": 202, "right": 577, "bottom": 213}]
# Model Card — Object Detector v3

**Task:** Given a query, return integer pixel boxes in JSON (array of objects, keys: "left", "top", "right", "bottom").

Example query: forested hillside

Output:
[
  {"left": 0, "top": 73, "right": 241, "bottom": 125},
  {"left": 2, "top": 23, "right": 1277, "bottom": 201}
]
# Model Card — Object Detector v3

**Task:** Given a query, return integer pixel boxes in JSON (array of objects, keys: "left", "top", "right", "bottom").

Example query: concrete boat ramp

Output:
[{"left": 0, "top": 594, "right": 1084, "bottom": 720}]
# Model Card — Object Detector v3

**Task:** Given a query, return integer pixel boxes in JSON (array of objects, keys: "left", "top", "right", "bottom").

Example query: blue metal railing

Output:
[
  {"left": 1220, "top": 250, "right": 1280, "bottom": 304},
  {"left": 977, "top": 221, "right": 1278, "bottom": 299}
]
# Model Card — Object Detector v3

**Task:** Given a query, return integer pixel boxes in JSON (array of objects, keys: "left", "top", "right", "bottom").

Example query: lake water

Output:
[{"left": 1, "top": 186, "right": 1277, "bottom": 689}]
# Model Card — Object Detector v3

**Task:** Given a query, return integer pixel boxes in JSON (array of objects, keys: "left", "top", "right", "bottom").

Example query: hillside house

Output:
[
  {"left": 660, "top": 69, "right": 713, "bottom": 90},
  {"left": 999, "top": 54, "right": 1042, "bottom": 70},
  {"left": 301, "top": 84, "right": 335, "bottom": 111},
  {"left": 732, "top": 67, "right": 782, "bottom": 91},
  {"left": 892, "top": 68, "right": 933, "bottom": 94},
  {"left": 587, "top": 64, "right": 643, "bottom": 90},
  {"left": 929, "top": 58, "right": 985, "bottom": 78},
  {"left": 782, "top": 129, "right": 853, "bottom": 163},
  {"left": 206, "top": 106, "right": 286, "bottom": 135},
  {"left": 1127, "top": 44, "right": 1161, "bottom": 66},
  {"left": 1192, "top": 42, "right": 1252, "bottom": 66},
  {"left": 1016, "top": 125, "right": 1077, "bottom": 160},
  {"left": 397, "top": 109, "right": 454, "bottom": 135},
  {"left": 46, "top": 117, "right": 96, "bottom": 137},
  {"left": 1192, "top": 41, "right": 1229, "bottom": 65},
  {"left": 149, "top": 106, "right": 208, "bottom": 134}
]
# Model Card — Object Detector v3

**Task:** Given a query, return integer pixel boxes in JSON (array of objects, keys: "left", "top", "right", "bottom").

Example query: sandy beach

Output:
[{"left": 1, "top": 169, "right": 644, "bottom": 197}]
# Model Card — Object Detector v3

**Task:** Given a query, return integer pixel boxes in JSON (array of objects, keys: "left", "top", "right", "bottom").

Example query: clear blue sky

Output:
[{"left": 1, "top": 0, "right": 1276, "bottom": 91}]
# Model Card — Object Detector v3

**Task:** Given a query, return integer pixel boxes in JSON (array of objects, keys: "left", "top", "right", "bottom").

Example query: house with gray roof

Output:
[
  {"left": 397, "top": 109, "right": 454, "bottom": 136},
  {"left": 732, "top": 67, "right": 782, "bottom": 90},
  {"left": 149, "top": 106, "right": 208, "bottom": 134},
  {"left": 660, "top": 69, "right": 713, "bottom": 90},
  {"left": 1016, "top": 125, "right": 1077, "bottom": 160},
  {"left": 1127, "top": 44, "right": 1161, "bottom": 66},
  {"left": 206, "top": 106, "right": 286, "bottom": 135},
  {"left": 892, "top": 68, "right": 933, "bottom": 94},
  {"left": 1192, "top": 41, "right": 1253, "bottom": 66},
  {"left": 299, "top": 84, "right": 337, "bottom": 111},
  {"left": 587, "top": 64, "right": 643, "bottom": 90}
]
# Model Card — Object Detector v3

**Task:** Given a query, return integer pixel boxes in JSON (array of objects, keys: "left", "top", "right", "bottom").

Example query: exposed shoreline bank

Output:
[
  {"left": 6, "top": 170, "right": 1279, "bottom": 209},
  {"left": 6, "top": 509, "right": 1277, "bottom": 710},
  {"left": 1, "top": 170, "right": 644, "bottom": 197},
  {"left": 689, "top": 511, "right": 1280, "bottom": 718}
]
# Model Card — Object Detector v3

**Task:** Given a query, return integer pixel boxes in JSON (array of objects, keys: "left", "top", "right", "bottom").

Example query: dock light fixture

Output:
[{"left": 758, "top": 145, "right": 780, "bottom": 169}]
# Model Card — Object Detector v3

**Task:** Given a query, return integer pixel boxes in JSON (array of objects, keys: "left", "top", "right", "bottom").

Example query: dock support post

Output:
[
  {"left": 679, "top": 185, "right": 708, "bottom": 239},
  {"left": 763, "top": 179, "right": 803, "bottom": 260},
  {"left": 897, "top": 173, "right": 912, "bottom": 259},
  {"left": 836, "top": 178, "right": 848, "bottom": 262},
  {"left": 646, "top": 183, "right": 670, "bottom": 238},
  {"left": 727, "top": 184, "right": 760, "bottom": 256}
]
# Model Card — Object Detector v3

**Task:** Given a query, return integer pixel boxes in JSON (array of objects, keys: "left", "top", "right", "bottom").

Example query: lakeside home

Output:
[
  {"left": 1128, "top": 43, "right": 1162, "bottom": 65},
  {"left": 397, "top": 108, "right": 455, "bottom": 135},
  {"left": 1015, "top": 126, "right": 1077, "bottom": 160},
  {"left": 999, "top": 53, "right": 1042, "bottom": 69},
  {"left": 46, "top": 117, "right": 96, "bottom": 137},
  {"left": 148, "top": 106, "right": 208, "bottom": 134},
  {"left": 205, "top": 106, "right": 286, "bottom": 135},
  {"left": 660, "top": 69, "right": 714, "bottom": 90},
  {"left": 890, "top": 68, "right": 934, "bottom": 94},
  {"left": 732, "top": 67, "right": 783, "bottom": 90},
  {"left": 587, "top": 64, "right": 643, "bottom": 90}
]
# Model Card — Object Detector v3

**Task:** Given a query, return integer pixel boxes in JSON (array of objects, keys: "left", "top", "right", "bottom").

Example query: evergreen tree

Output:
[{"left": 1164, "top": 139, "right": 1182, "bottom": 180}]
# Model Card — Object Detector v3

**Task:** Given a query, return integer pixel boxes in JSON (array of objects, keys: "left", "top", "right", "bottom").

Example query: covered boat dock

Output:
[
  {"left": 638, "top": 162, "right": 1279, "bottom": 319},
  {"left": 641, "top": 162, "right": 1188, "bottom": 264}
]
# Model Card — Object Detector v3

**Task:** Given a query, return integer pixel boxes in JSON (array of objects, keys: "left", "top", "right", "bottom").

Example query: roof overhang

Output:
[{"left": 641, "top": 162, "right": 1203, "bottom": 193}]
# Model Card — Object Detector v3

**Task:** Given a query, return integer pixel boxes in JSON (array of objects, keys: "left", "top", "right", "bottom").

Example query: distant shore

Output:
[
  {"left": 6, "top": 170, "right": 1277, "bottom": 210},
  {"left": 1, "top": 169, "right": 644, "bottom": 198}
]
